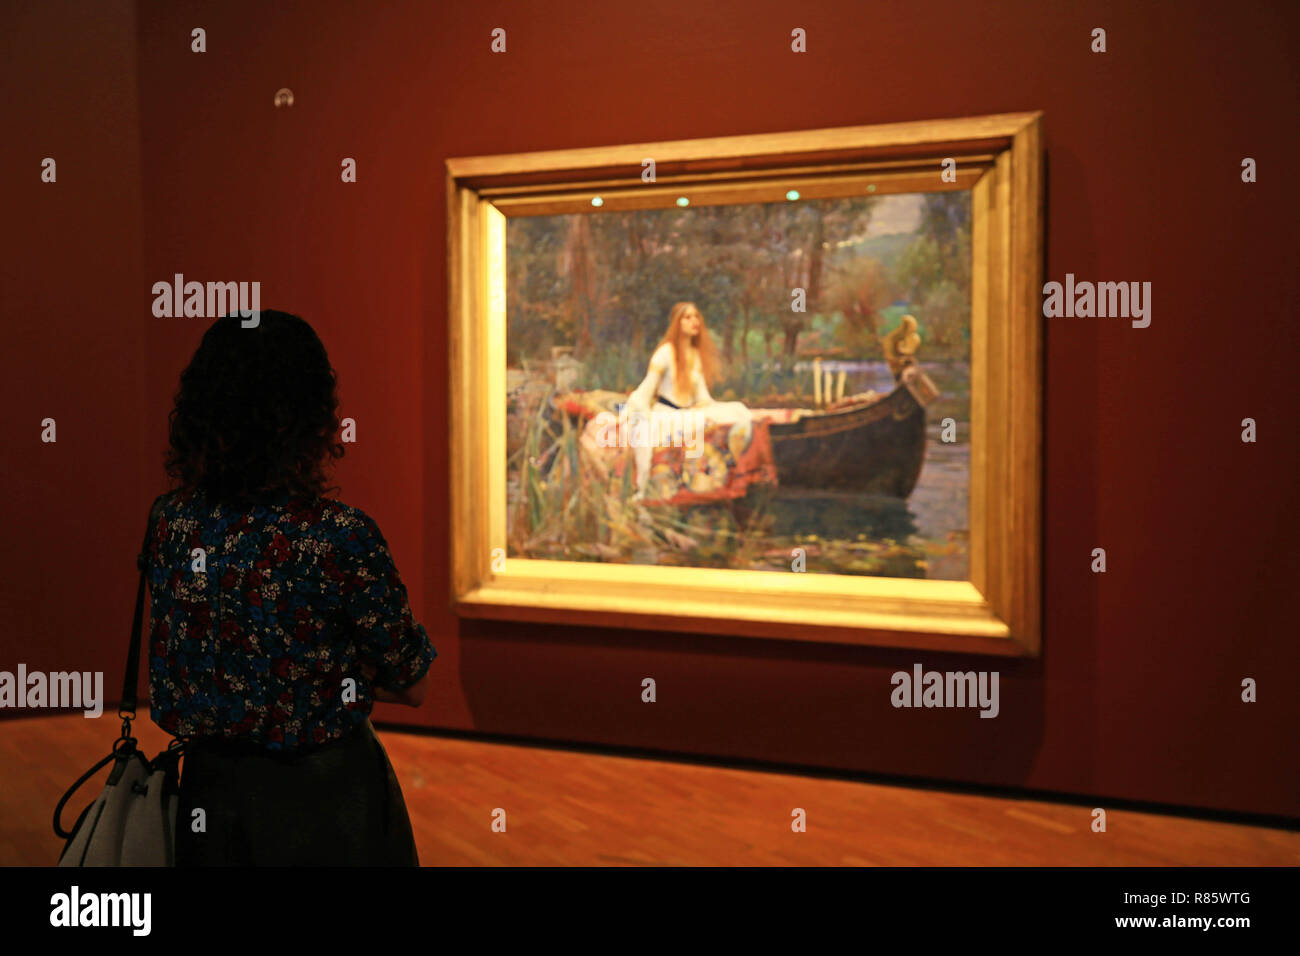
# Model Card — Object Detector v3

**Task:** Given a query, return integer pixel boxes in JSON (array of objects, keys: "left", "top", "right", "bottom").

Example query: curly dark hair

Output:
[{"left": 165, "top": 310, "right": 345, "bottom": 502}]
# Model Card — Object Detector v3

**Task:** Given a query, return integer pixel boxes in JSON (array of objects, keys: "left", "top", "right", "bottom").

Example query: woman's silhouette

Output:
[{"left": 147, "top": 310, "right": 435, "bottom": 866}]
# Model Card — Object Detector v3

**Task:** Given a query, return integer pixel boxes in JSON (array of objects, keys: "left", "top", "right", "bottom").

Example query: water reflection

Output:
[
  {"left": 758, "top": 369, "right": 970, "bottom": 580},
  {"left": 766, "top": 490, "right": 919, "bottom": 541}
]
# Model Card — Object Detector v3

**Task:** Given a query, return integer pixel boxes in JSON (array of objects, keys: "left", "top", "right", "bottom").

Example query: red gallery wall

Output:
[
  {"left": 4, "top": 0, "right": 1297, "bottom": 820},
  {"left": 1, "top": 2, "right": 150, "bottom": 711}
]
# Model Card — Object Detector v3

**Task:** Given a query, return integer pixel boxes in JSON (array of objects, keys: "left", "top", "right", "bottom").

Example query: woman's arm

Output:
[
  {"left": 626, "top": 345, "right": 672, "bottom": 498},
  {"left": 345, "top": 512, "right": 438, "bottom": 708},
  {"left": 626, "top": 345, "right": 671, "bottom": 412},
  {"left": 365, "top": 664, "right": 429, "bottom": 707}
]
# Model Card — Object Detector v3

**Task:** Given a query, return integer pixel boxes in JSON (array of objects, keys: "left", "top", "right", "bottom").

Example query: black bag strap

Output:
[
  {"left": 119, "top": 493, "right": 170, "bottom": 736},
  {"left": 52, "top": 493, "right": 178, "bottom": 845},
  {"left": 52, "top": 749, "right": 118, "bottom": 840}
]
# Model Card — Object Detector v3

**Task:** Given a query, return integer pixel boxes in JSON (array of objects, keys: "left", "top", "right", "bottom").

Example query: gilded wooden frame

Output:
[{"left": 448, "top": 111, "right": 1044, "bottom": 656}]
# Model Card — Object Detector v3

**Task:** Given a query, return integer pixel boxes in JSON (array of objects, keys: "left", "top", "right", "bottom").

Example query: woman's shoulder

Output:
[
  {"left": 265, "top": 496, "right": 392, "bottom": 570},
  {"left": 312, "top": 497, "right": 388, "bottom": 544},
  {"left": 649, "top": 342, "right": 674, "bottom": 367},
  {"left": 149, "top": 488, "right": 195, "bottom": 531},
  {"left": 152, "top": 488, "right": 386, "bottom": 546}
]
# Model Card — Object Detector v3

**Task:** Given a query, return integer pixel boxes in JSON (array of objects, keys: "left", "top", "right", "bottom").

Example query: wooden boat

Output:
[
  {"left": 546, "top": 319, "right": 940, "bottom": 501},
  {"left": 761, "top": 363, "right": 939, "bottom": 498}
]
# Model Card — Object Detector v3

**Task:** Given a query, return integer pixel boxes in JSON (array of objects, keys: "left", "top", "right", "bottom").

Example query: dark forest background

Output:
[{"left": 506, "top": 190, "right": 972, "bottom": 402}]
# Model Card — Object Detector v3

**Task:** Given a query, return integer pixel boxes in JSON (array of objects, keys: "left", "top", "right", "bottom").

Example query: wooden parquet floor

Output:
[{"left": 5, "top": 712, "right": 1295, "bottom": 866}]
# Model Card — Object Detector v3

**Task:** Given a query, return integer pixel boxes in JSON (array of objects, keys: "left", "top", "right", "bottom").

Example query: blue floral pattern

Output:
[{"left": 146, "top": 488, "right": 436, "bottom": 751}]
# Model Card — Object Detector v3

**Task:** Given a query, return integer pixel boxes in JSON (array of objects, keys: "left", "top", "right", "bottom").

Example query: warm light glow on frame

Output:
[{"left": 448, "top": 112, "right": 1044, "bottom": 655}]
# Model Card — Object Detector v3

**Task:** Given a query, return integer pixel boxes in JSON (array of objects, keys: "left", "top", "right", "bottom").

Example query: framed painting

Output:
[{"left": 448, "top": 111, "right": 1044, "bottom": 655}]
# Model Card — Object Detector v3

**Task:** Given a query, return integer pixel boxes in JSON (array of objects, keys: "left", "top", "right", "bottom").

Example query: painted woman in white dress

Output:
[{"left": 624, "top": 302, "right": 752, "bottom": 497}]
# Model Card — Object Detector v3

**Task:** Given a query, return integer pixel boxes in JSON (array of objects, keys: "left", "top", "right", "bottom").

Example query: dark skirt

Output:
[{"left": 175, "top": 719, "right": 418, "bottom": 866}]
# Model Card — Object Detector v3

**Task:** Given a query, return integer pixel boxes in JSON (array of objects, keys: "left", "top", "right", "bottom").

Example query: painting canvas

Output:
[
  {"left": 505, "top": 189, "right": 972, "bottom": 580},
  {"left": 450, "top": 112, "right": 1044, "bottom": 653}
]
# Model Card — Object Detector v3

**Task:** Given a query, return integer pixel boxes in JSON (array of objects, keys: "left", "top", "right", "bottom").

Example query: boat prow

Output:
[{"left": 759, "top": 365, "right": 939, "bottom": 498}]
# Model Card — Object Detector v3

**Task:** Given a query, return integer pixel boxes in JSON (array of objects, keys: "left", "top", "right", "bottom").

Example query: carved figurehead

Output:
[{"left": 883, "top": 314, "right": 921, "bottom": 380}]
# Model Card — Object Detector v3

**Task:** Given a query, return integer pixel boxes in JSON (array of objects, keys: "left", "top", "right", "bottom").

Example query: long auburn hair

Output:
[{"left": 656, "top": 302, "right": 719, "bottom": 404}]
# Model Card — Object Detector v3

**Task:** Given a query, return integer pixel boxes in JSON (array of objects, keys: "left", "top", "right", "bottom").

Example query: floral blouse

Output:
[{"left": 145, "top": 488, "right": 436, "bottom": 751}]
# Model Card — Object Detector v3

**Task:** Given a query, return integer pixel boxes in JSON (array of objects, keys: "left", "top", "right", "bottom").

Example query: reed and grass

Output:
[{"left": 508, "top": 389, "right": 765, "bottom": 566}]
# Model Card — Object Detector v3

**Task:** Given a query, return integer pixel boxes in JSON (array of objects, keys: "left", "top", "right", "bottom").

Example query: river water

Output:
[
  {"left": 507, "top": 360, "right": 972, "bottom": 581},
  {"left": 755, "top": 360, "right": 970, "bottom": 580}
]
